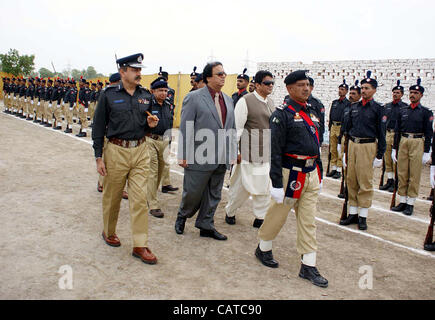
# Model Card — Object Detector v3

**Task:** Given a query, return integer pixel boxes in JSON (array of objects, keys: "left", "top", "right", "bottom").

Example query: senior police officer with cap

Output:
[
  {"left": 92, "top": 53, "right": 160, "bottom": 265},
  {"left": 391, "top": 78, "right": 433, "bottom": 216},
  {"left": 338, "top": 71, "right": 386, "bottom": 230},
  {"left": 145, "top": 77, "right": 175, "bottom": 218},
  {"left": 255, "top": 70, "right": 328, "bottom": 288},
  {"left": 232, "top": 68, "right": 249, "bottom": 107},
  {"left": 380, "top": 80, "right": 408, "bottom": 192}
]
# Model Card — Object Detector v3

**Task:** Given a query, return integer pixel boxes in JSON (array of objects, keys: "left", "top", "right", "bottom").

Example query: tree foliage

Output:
[{"left": 0, "top": 49, "right": 35, "bottom": 76}]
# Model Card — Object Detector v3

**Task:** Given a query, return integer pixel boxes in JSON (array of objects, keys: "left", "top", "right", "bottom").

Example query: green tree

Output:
[
  {"left": 85, "top": 66, "right": 97, "bottom": 79},
  {"left": 0, "top": 49, "right": 35, "bottom": 76},
  {"left": 39, "top": 67, "right": 54, "bottom": 78}
]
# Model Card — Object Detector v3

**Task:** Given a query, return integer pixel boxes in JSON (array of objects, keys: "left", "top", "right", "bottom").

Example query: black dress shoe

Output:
[
  {"left": 332, "top": 171, "right": 342, "bottom": 179},
  {"left": 44, "top": 123, "right": 53, "bottom": 127},
  {"left": 339, "top": 214, "right": 358, "bottom": 225},
  {"left": 253, "top": 218, "right": 264, "bottom": 228},
  {"left": 403, "top": 204, "right": 413, "bottom": 216},
  {"left": 326, "top": 170, "right": 337, "bottom": 177},
  {"left": 380, "top": 178, "right": 393, "bottom": 191},
  {"left": 175, "top": 215, "right": 186, "bottom": 234},
  {"left": 358, "top": 217, "right": 367, "bottom": 230},
  {"left": 424, "top": 242, "right": 435, "bottom": 251},
  {"left": 53, "top": 126, "right": 62, "bottom": 130},
  {"left": 337, "top": 193, "right": 345, "bottom": 199},
  {"left": 162, "top": 185, "right": 179, "bottom": 193},
  {"left": 255, "top": 245, "right": 279, "bottom": 268},
  {"left": 200, "top": 228, "right": 227, "bottom": 240},
  {"left": 388, "top": 184, "right": 395, "bottom": 193},
  {"left": 225, "top": 214, "right": 236, "bottom": 225},
  {"left": 392, "top": 202, "right": 407, "bottom": 212},
  {"left": 76, "top": 132, "right": 87, "bottom": 137},
  {"left": 299, "top": 264, "right": 328, "bottom": 288},
  {"left": 64, "top": 128, "right": 72, "bottom": 133}
]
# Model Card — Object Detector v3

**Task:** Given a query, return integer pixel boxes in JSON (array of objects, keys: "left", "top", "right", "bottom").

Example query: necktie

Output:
[{"left": 214, "top": 92, "right": 223, "bottom": 126}]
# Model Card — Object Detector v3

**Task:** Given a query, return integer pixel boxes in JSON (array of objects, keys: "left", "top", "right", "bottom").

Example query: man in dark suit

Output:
[{"left": 175, "top": 62, "right": 237, "bottom": 240}]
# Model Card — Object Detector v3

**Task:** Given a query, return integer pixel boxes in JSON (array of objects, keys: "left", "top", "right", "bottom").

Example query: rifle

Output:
[
  {"left": 424, "top": 195, "right": 434, "bottom": 246},
  {"left": 338, "top": 160, "right": 345, "bottom": 198},
  {"left": 390, "top": 137, "right": 401, "bottom": 210},
  {"left": 427, "top": 188, "right": 434, "bottom": 201},
  {"left": 326, "top": 142, "right": 331, "bottom": 174},
  {"left": 379, "top": 156, "right": 385, "bottom": 188},
  {"left": 340, "top": 135, "right": 350, "bottom": 221}
]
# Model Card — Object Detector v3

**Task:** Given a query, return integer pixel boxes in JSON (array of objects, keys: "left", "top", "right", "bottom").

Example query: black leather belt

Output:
[
  {"left": 387, "top": 129, "right": 395, "bottom": 133},
  {"left": 145, "top": 133, "right": 165, "bottom": 141},
  {"left": 350, "top": 136, "right": 376, "bottom": 144},
  {"left": 332, "top": 121, "right": 342, "bottom": 126},
  {"left": 109, "top": 136, "right": 146, "bottom": 148},
  {"left": 401, "top": 133, "right": 423, "bottom": 139}
]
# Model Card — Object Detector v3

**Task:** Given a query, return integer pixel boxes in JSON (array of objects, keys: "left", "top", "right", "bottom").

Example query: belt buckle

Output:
[
  {"left": 130, "top": 140, "right": 137, "bottom": 148},
  {"left": 306, "top": 159, "right": 315, "bottom": 167},
  {"left": 355, "top": 137, "right": 360, "bottom": 143},
  {"left": 122, "top": 140, "right": 127, "bottom": 148}
]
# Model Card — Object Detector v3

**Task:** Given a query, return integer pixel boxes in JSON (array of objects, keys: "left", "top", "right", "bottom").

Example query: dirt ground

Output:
[{"left": 0, "top": 104, "right": 434, "bottom": 300}]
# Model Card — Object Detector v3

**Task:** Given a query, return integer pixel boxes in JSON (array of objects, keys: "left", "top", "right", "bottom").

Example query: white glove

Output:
[
  {"left": 373, "top": 157, "right": 383, "bottom": 168},
  {"left": 270, "top": 187, "right": 285, "bottom": 204},
  {"left": 49, "top": 103, "right": 52, "bottom": 108},
  {"left": 318, "top": 181, "right": 323, "bottom": 194},
  {"left": 84, "top": 108, "right": 88, "bottom": 113},
  {"left": 391, "top": 149, "right": 397, "bottom": 163},
  {"left": 37, "top": 102, "right": 40, "bottom": 106},
  {"left": 337, "top": 144, "right": 341, "bottom": 155},
  {"left": 342, "top": 153, "right": 346, "bottom": 168},
  {"left": 14, "top": 97, "right": 16, "bottom": 100},
  {"left": 431, "top": 166, "right": 435, "bottom": 189},
  {"left": 24, "top": 99, "right": 27, "bottom": 103},
  {"left": 73, "top": 103, "right": 76, "bottom": 107},
  {"left": 422, "top": 152, "right": 431, "bottom": 165},
  {"left": 31, "top": 100, "right": 34, "bottom": 105}
]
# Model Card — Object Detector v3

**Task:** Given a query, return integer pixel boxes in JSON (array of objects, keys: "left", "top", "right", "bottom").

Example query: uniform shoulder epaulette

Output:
[
  {"left": 102, "top": 84, "right": 117, "bottom": 92},
  {"left": 276, "top": 103, "right": 286, "bottom": 110}
]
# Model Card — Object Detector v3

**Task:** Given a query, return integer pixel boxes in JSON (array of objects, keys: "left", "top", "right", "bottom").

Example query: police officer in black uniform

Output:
[
  {"left": 232, "top": 68, "right": 249, "bottom": 107},
  {"left": 190, "top": 66, "right": 198, "bottom": 91},
  {"left": 3, "top": 77, "right": 10, "bottom": 113},
  {"left": 380, "top": 80, "right": 408, "bottom": 192},
  {"left": 92, "top": 53, "right": 159, "bottom": 265},
  {"left": 25, "top": 78, "right": 35, "bottom": 120},
  {"left": 157, "top": 67, "right": 175, "bottom": 106},
  {"left": 18, "top": 78, "right": 27, "bottom": 118}
]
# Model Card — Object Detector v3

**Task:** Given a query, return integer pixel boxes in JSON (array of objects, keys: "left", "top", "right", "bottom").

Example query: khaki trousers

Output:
[
  {"left": 385, "top": 131, "right": 396, "bottom": 173},
  {"left": 102, "top": 140, "right": 150, "bottom": 247},
  {"left": 347, "top": 140, "right": 377, "bottom": 208},
  {"left": 398, "top": 137, "right": 424, "bottom": 198},
  {"left": 36, "top": 101, "right": 44, "bottom": 120},
  {"left": 329, "top": 124, "right": 342, "bottom": 168},
  {"left": 258, "top": 168, "right": 319, "bottom": 255},
  {"left": 44, "top": 101, "right": 53, "bottom": 122},
  {"left": 78, "top": 104, "right": 88, "bottom": 129},
  {"left": 88, "top": 102, "right": 96, "bottom": 120},
  {"left": 225, "top": 164, "right": 270, "bottom": 219},
  {"left": 65, "top": 104, "right": 74, "bottom": 125},
  {"left": 146, "top": 137, "right": 170, "bottom": 210},
  {"left": 161, "top": 162, "right": 171, "bottom": 186},
  {"left": 53, "top": 102, "right": 63, "bottom": 124},
  {"left": 18, "top": 97, "right": 24, "bottom": 112}
]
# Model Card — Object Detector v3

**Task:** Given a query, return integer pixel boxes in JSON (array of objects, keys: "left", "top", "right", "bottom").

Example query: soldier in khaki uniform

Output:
[
  {"left": 391, "top": 79, "right": 433, "bottom": 216},
  {"left": 92, "top": 54, "right": 159, "bottom": 264}
]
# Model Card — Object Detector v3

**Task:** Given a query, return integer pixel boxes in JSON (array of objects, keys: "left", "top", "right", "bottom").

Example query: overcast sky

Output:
[{"left": 1, "top": 0, "right": 434, "bottom": 77}]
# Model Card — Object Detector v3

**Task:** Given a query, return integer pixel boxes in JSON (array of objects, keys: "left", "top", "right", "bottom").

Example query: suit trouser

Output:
[
  {"left": 347, "top": 140, "right": 377, "bottom": 208},
  {"left": 102, "top": 140, "right": 150, "bottom": 247},
  {"left": 225, "top": 164, "right": 270, "bottom": 219},
  {"left": 398, "top": 137, "right": 424, "bottom": 199},
  {"left": 258, "top": 168, "right": 319, "bottom": 255},
  {"left": 146, "top": 137, "right": 170, "bottom": 210},
  {"left": 178, "top": 165, "right": 227, "bottom": 230},
  {"left": 329, "top": 124, "right": 342, "bottom": 168},
  {"left": 385, "top": 130, "right": 396, "bottom": 173},
  {"left": 78, "top": 104, "right": 88, "bottom": 130}
]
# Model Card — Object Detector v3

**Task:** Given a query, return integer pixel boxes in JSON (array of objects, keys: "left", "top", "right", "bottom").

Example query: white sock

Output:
[
  {"left": 337, "top": 167, "right": 342, "bottom": 173},
  {"left": 350, "top": 206, "right": 358, "bottom": 215},
  {"left": 301, "top": 252, "right": 316, "bottom": 267},
  {"left": 387, "top": 172, "right": 394, "bottom": 179},
  {"left": 332, "top": 165, "right": 337, "bottom": 171},
  {"left": 259, "top": 240, "right": 272, "bottom": 252},
  {"left": 359, "top": 208, "right": 369, "bottom": 218},
  {"left": 400, "top": 196, "right": 407, "bottom": 204},
  {"left": 407, "top": 197, "right": 416, "bottom": 205}
]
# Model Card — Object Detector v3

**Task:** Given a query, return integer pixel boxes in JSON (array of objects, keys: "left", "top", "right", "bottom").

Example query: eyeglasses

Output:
[
  {"left": 262, "top": 80, "right": 274, "bottom": 86},
  {"left": 213, "top": 72, "right": 227, "bottom": 77}
]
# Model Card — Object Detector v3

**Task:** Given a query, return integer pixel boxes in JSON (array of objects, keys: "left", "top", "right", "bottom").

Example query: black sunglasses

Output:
[{"left": 262, "top": 80, "right": 274, "bottom": 86}]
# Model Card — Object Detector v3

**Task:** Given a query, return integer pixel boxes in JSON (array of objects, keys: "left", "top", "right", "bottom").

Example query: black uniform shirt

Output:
[
  {"left": 148, "top": 96, "right": 174, "bottom": 136},
  {"left": 394, "top": 103, "right": 433, "bottom": 153},
  {"left": 51, "top": 86, "right": 62, "bottom": 104},
  {"left": 269, "top": 98, "right": 321, "bottom": 188},
  {"left": 343, "top": 99, "right": 386, "bottom": 159},
  {"left": 19, "top": 85, "right": 26, "bottom": 97},
  {"left": 307, "top": 94, "right": 326, "bottom": 145},
  {"left": 384, "top": 100, "right": 407, "bottom": 130},
  {"left": 92, "top": 82, "right": 153, "bottom": 158},
  {"left": 45, "top": 86, "right": 53, "bottom": 101},
  {"left": 232, "top": 89, "right": 248, "bottom": 108},
  {"left": 330, "top": 97, "right": 350, "bottom": 124},
  {"left": 26, "top": 84, "right": 35, "bottom": 99}
]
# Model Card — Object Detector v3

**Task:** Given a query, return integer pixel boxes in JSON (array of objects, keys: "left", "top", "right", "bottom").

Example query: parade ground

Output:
[{"left": 0, "top": 104, "right": 434, "bottom": 300}]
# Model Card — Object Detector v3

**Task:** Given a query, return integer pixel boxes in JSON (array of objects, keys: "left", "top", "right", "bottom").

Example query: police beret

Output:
[
  {"left": 158, "top": 66, "right": 169, "bottom": 79},
  {"left": 409, "top": 78, "right": 424, "bottom": 93},
  {"left": 195, "top": 73, "right": 203, "bottom": 82},
  {"left": 151, "top": 77, "right": 168, "bottom": 90},
  {"left": 190, "top": 66, "right": 198, "bottom": 77},
  {"left": 284, "top": 70, "right": 309, "bottom": 85},
  {"left": 91, "top": 82, "right": 96, "bottom": 86},
  {"left": 48, "top": 79, "right": 53, "bottom": 83},
  {"left": 339, "top": 79, "right": 349, "bottom": 90},
  {"left": 116, "top": 53, "right": 146, "bottom": 69},
  {"left": 109, "top": 73, "right": 120, "bottom": 83},
  {"left": 392, "top": 80, "right": 404, "bottom": 93},
  {"left": 361, "top": 70, "right": 378, "bottom": 88},
  {"left": 237, "top": 68, "right": 249, "bottom": 81},
  {"left": 308, "top": 77, "right": 314, "bottom": 86}
]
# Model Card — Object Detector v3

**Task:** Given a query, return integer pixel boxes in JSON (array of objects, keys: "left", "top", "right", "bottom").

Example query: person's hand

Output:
[
  {"left": 337, "top": 144, "right": 341, "bottom": 156},
  {"left": 431, "top": 166, "right": 435, "bottom": 189},
  {"left": 391, "top": 149, "right": 397, "bottom": 163},
  {"left": 96, "top": 158, "right": 107, "bottom": 176},
  {"left": 270, "top": 187, "right": 285, "bottom": 204},
  {"left": 178, "top": 159, "right": 188, "bottom": 168},
  {"left": 373, "top": 157, "right": 383, "bottom": 168},
  {"left": 318, "top": 180, "right": 323, "bottom": 194},
  {"left": 146, "top": 112, "right": 159, "bottom": 128},
  {"left": 422, "top": 152, "right": 431, "bottom": 165}
]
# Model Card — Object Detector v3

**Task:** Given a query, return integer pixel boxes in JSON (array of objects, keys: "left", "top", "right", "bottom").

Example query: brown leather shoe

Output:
[
  {"left": 132, "top": 247, "right": 157, "bottom": 264},
  {"left": 102, "top": 231, "right": 121, "bottom": 247},
  {"left": 122, "top": 191, "right": 128, "bottom": 199},
  {"left": 150, "top": 209, "right": 164, "bottom": 218}
]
